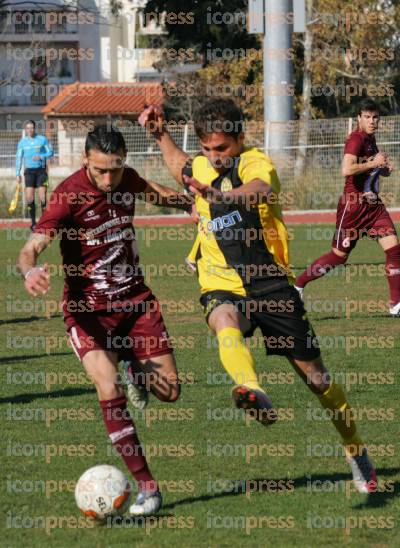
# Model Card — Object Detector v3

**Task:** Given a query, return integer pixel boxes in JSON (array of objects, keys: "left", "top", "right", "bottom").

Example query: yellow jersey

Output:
[{"left": 185, "top": 147, "right": 294, "bottom": 296}]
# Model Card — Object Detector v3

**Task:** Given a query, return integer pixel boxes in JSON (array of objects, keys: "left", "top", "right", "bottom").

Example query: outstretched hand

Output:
[
  {"left": 138, "top": 105, "right": 165, "bottom": 135},
  {"left": 183, "top": 175, "right": 223, "bottom": 203}
]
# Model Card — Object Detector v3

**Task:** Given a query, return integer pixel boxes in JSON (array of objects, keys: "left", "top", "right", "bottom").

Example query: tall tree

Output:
[
  {"left": 144, "top": 0, "right": 259, "bottom": 63},
  {"left": 296, "top": 0, "right": 400, "bottom": 116},
  {"left": 294, "top": 0, "right": 313, "bottom": 175},
  {"left": 145, "top": 0, "right": 400, "bottom": 118}
]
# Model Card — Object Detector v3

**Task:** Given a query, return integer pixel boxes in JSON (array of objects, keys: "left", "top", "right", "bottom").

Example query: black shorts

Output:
[
  {"left": 24, "top": 168, "right": 48, "bottom": 188},
  {"left": 200, "top": 286, "right": 321, "bottom": 361}
]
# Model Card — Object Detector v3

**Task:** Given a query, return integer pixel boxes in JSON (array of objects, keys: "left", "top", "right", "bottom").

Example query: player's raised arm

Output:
[
  {"left": 183, "top": 174, "right": 273, "bottom": 206},
  {"left": 183, "top": 151, "right": 277, "bottom": 206},
  {"left": 138, "top": 105, "right": 189, "bottom": 185},
  {"left": 17, "top": 233, "right": 52, "bottom": 296},
  {"left": 141, "top": 179, "right": 194, "bottom": 212}
]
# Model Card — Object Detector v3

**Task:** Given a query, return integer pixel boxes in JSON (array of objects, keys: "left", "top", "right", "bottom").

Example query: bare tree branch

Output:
[{"left": 333, "top": 68, "right": 363, "bottom": 80}]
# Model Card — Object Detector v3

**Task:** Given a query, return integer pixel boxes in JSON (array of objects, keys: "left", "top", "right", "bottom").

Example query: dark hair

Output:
[
  {"left": 85, "top": 124, "right": 127, "bottom": 154},
  {"left": 25, "top": 120, "right": 36, "bottom": 127},
  {"left": 193, "top": 98, "right": 244, "bottom": 139},
  {"left": 357, "top": 98, "right": 380, "bottom": 116}
]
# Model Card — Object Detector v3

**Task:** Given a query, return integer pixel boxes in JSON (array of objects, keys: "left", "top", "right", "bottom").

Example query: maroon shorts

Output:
[
  {"left": 64, "top": 294, "right": 173, "bottom": 362},
  {"left": 332, "top": 194, "right": 397, "bottom": 253}
]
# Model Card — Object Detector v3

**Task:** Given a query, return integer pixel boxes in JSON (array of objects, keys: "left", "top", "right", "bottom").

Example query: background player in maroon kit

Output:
[
  {"left": 295, "top": 99, "right": 400, "bottom": 316},
  {"left": 16, "top": 125, "right": 193, "bottom": 516}
]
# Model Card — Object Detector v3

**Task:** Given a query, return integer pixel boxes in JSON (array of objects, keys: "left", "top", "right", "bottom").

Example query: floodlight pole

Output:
[{"left": 263, "top": 0, "right": 294, "bottom": 155}]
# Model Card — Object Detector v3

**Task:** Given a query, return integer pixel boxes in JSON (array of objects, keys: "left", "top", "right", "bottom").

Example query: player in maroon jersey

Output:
[
  {"left": 16, "top": 125, "right": 193, "bottom": 516},
  {"left": 295, "top": 98, "right": 400, "bottom": 316}
]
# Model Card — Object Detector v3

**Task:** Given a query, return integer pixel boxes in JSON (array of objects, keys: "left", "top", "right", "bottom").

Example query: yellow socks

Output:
[
  {"left": 317, "top": 381, "right": 363, "bottom": 456},
  {"left": 216, "top": 327, "right": 263, "bottom": 392},
  {"left": 216, "top": 327, "right": 363, "bottom": 455}
]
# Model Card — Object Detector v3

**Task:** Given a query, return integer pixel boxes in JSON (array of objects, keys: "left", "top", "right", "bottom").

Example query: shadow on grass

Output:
[
  {"left": 161, "top": 468, "right": 400, "bottom": 511},
  {"left": 0, "top": 314, "right": 62, "bottom": 325},
  {"left": 102, "top": 513, "right": 175, "bottom": 529},
  {"left": 314, "top": 314, "right": 396, "bottom": 322},
  {"left": 351, "top": 469, "right": 400, "bottom": 509},
  {"left": 0, "top": 352, "right": 71, "bottom": 365},
  {"left": 293, "top": 261, "right": 384, "bottom": 273},
  {"left": 0, "top": 386, "right": 96, "bottom": 404},
  {"left": 312, "top": 315, "right": 343, "bottom": 321}
]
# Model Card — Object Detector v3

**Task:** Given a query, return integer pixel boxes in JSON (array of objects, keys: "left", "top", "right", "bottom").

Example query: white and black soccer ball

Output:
[{"left": 75, "top": 465, "right": 131, "bottom": 520}]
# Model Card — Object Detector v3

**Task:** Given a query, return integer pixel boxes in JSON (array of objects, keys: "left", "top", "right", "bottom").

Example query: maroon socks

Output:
[
  {"left": 385, "top": 244, "right": 400, "bottom": 305},
  {"left": 297, "top": 244, "right": 400, "bottom": 307},
  {"left": 100, "top": 396, "right": 157, "bottom": 492},
  {"left": 296, "top": 250, "right": 347, "bottom": 288}
]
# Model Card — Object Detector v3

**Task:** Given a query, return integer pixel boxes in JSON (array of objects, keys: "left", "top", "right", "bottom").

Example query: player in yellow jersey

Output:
[{"left": 139, "top": 99, "right": 377, "bottom": 493}]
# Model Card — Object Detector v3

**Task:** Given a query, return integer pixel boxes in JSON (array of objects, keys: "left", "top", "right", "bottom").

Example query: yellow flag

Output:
[{"left": 8, "top": 183, "right": 21, "bottom": 214}]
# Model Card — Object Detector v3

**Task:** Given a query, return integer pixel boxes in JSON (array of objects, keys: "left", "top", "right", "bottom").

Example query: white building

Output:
[{"left": 0, "top": 0, "right": 199, "bottom": 129}]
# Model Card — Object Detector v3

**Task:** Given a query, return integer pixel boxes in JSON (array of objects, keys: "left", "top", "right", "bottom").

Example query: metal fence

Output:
[{"left": 1, "top": 115, "right": 400, "bottom": 217}]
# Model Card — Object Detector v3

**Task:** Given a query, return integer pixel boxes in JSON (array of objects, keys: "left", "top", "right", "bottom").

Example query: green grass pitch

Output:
[{"left": 1, "top": 224, "right": 399, "bottom": 547}]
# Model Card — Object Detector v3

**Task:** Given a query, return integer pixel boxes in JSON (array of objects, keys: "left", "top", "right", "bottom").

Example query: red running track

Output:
[{"left": 1, "top": 210, "right": 400, "bottom": 228}]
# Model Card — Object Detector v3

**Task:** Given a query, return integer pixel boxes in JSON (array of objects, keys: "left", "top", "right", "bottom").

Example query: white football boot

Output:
[
  {"left": 120, "top": 361, "right": 149, "bottom": 410},
  {"left": 346, "top": 447, "right": 377, "bottom": 494},
  {"left": 129, "top": 490, "right": 162, "bottom": 516},
  {"left": 294, "top": 285, "right": 304, "bottom": 300},
  {"left": 389, "top": 302, "right": 400, "bottom": 317}
]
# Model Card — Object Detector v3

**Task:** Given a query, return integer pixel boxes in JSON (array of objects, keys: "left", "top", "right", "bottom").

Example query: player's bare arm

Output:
[
  {"left": 17, "top": 232, "right": 52, "bottom": 296},
  {"left": 183, "top": 174, "right": 273, "bottom": 205},
  {"left": 341, "top": 152, "right": 387, "bottom": 177},
  {"left": 138, "top": 105, "right": 189, "bottom": 185},
  {"left": 142, "top": 179, "right": 194, "bottom": 211}
]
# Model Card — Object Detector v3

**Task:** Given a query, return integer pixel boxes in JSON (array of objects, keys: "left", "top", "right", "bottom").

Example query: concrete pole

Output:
[{"left": 264, "top": 0, "right": 294, "bottom": 156}]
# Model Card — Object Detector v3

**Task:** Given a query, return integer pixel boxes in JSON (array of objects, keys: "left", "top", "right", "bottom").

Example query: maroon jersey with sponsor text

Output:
[
  {"left": 343, "top": 129, "right": 379, "bottom": 194},
  {"left": 34, "top": 166, "right": 150, "bottom": 310}
]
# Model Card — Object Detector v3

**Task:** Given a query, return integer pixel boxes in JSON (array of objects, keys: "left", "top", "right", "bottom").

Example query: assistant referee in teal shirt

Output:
[{"left": 16, "top": 120, "right": 54, "bottom": 229}]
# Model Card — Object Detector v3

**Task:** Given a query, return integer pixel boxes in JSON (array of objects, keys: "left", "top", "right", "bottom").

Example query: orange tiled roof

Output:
[{"left": 42, "top": 82, "right": 164, "bottom": 116}]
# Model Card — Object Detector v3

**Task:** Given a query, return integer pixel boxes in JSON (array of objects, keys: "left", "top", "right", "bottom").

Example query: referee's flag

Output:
[{"left": 8, "top": 183, "right": 21, "bottom": 214}]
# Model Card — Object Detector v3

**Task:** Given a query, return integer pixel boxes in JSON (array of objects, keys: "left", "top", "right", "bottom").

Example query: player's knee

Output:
[
  {"left": 385, "top": 242, "right": 400, "bottom": 256},
  {"left": 332, "top": 248, "right": 348, "bottom": 260},
  {"left": 213, "top": 310, "right": 241, "bottom": 332},
  {"left": 95, "top": 379, "right": 123, "bottom": 401}
]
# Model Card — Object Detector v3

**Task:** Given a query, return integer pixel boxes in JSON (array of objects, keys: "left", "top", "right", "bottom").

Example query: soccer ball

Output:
[{"left": 75, "top": 465, "right": 131, "bottom": 520}]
